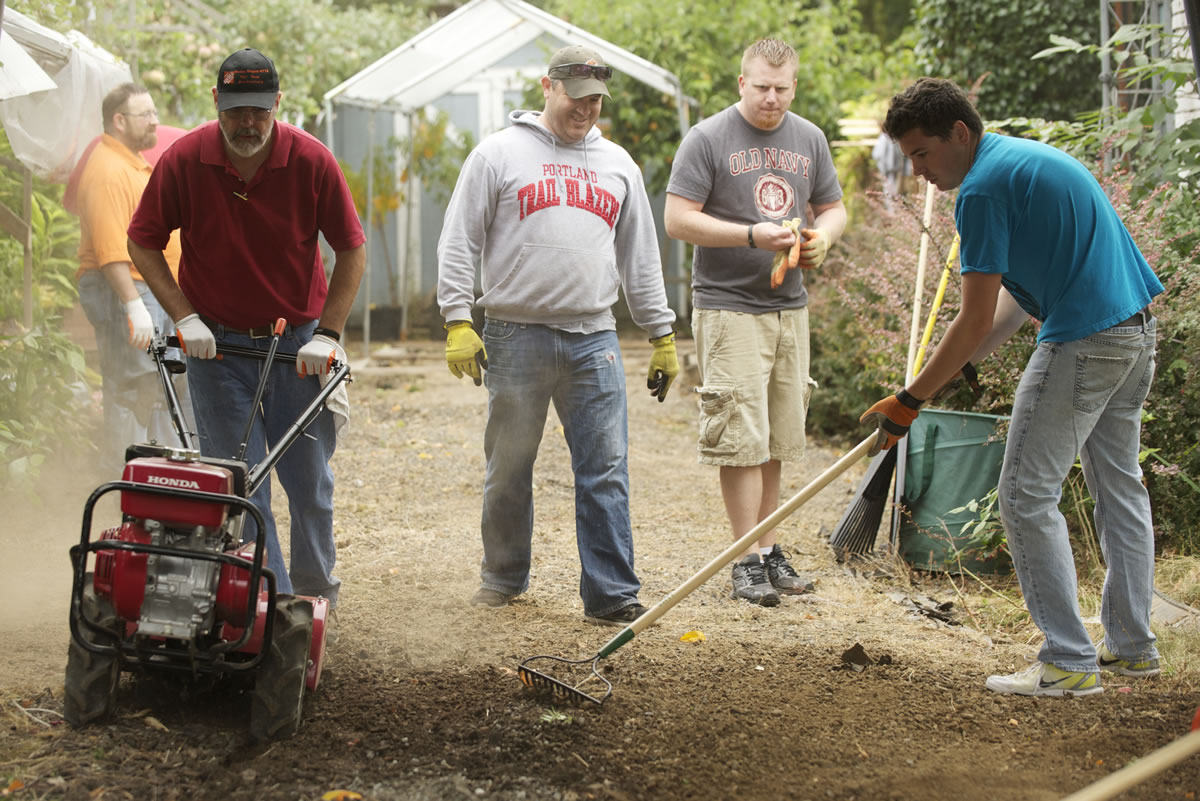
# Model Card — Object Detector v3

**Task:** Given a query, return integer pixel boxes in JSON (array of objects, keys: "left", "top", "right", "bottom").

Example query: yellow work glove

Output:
[
  {"left": 445, "top": 320, "right": 487, "bottom": 386},
  {"left": 647, "top": 331, "right": 680, "bottom": 402},
  {"left": 796, "top": 228, "right": 831, "bottom": 269}
]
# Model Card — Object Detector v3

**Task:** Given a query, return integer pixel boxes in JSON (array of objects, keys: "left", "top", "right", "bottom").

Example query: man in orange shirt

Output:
[{"left": 76, "top": 83, "right": 193, "bottom": 472}]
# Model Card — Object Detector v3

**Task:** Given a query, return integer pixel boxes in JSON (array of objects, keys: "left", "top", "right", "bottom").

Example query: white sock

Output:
[{"left": 759, "top": 546, "right": 773, "bottom": 558}]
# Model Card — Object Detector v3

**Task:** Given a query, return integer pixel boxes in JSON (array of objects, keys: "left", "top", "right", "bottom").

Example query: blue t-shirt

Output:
[{"left": 955, "top": 133, "right": 1162, "bottom": 342}]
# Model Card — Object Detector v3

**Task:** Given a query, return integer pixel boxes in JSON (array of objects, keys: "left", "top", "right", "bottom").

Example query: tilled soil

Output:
[{"left": 3, "top": 338, "right": 1198, "bottom": 801}]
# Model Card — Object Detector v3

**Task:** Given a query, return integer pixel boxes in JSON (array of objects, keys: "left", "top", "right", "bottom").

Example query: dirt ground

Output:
[{"left": 2, "top": 337, "right": 1198, "bottom": 801}]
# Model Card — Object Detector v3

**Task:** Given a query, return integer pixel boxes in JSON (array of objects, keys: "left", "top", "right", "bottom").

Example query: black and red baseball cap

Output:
[{"left": 216, "top": 48, "right": 279, "bottom": 111}]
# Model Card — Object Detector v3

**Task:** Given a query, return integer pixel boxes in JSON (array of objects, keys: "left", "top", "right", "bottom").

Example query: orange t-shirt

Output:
[{"left": 76, "top": 134, "right": 181, "bottom": 281}]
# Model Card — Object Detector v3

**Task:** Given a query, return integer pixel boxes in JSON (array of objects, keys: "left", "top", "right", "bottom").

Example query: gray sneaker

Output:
[
  {"left": 1097, "top": 643, "right": 1161, "bottom": 677},
  {"left": 470, "top": 587, "right": 514, "bottom": 608},
  {"left": 764, "top": 545, "right": 815, "bottom": 594},
  {"left": 584, "top": 603, "right": 648, "bottom": 627},
  {"left": 730, "top": 555, "right": 781, "bottom": 607}
]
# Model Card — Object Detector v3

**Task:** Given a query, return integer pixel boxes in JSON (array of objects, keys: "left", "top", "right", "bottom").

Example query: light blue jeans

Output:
[
  {"left": 479, "top": 321, "right": 639, "bottom": 617},
  {"left": 997, "top": 315, "right": 1158, "bottom": 672},
  {"left": 77, "top": 271, "right": 195, "bottom": 471},
  {"left": 184, "top": 320, "right": 339, "bottom": 605}
]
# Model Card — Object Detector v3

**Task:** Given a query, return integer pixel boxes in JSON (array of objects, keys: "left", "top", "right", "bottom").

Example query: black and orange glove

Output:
[
  {"left": 860, "top": 389, "right": 923, "bottom": 455},
  {"left": 931, "top": 361, "right": 984, "bottom": 401}
]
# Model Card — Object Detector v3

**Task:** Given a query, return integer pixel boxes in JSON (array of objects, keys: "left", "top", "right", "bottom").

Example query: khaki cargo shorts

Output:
[{"left": 691, "top": 307, "right": 816, "bottom": 467}]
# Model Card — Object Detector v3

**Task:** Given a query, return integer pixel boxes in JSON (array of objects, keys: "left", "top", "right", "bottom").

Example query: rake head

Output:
[{"left": 517, "top": 653, "right": 611, "bottom": 706}]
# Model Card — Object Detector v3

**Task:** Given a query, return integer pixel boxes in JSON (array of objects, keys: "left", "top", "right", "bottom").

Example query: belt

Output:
[
  {"left": 1116, "top": 307, "right": 1150, "bottom": 327},
  {"left": 200, "top": 315, "right": 306, "bottom": 339}
]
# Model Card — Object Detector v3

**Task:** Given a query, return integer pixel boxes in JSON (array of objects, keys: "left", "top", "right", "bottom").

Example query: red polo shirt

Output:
[{"left": 128, "top": 120, "right": 365, "bottom": 328}]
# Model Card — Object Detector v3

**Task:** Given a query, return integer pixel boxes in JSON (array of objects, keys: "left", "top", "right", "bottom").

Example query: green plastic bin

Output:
[{"left": 899, "top": 408, "right": 1011, "bottom": 574}]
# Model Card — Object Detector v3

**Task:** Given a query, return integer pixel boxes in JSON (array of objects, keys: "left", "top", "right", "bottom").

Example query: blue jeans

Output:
[
  {"left": 997, "top": 315, "right": 1158, "bottom": 672},
  {"left": 480, "top": 321, "right": 639, "bottom": 617},
  {"left": 77, "top": 271, "right": 195, "bottom": 471},
  {"left": 184, "top": 320, "right": 339, "bottom": 604}
]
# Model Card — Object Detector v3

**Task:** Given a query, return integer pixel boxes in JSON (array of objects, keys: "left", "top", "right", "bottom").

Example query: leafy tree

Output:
[
  {"left": 23, "top": 0, "right": 434, "bottom": 132},
  {"left": 912, "top": 0, "right": 1101, "bottom": 121},
  {"left": 542, "top": 0, "right": 888, "bottom": 193},
  {"left": 856, "top": 0, "right": 914, "bottom": 45}
]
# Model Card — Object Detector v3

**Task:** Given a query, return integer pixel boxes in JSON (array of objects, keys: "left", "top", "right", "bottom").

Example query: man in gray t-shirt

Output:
[{"left": 664, "top": 37, "right": 846, "bottom": 607}]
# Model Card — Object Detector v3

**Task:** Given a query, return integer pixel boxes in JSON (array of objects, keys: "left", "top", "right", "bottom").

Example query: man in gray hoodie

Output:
[{"left": 437, "top": 45, "right": 679, "bottom": 626}]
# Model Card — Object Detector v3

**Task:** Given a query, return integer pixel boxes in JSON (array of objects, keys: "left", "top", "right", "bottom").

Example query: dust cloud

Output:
[{"left": 1, "top": 440, "right": 113, "bottom": 691}]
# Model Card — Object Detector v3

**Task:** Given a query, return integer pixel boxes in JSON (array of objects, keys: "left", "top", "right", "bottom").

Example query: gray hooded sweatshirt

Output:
[{"left": 437, "top": 110, "right": 674, "bottom": 338}]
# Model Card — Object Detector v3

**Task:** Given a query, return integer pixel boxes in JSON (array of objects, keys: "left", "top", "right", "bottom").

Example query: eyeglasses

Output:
[
  {"left": 224, "top": 107, "right": 273, "bottom": 121},
  {"left": 549, "top": 63, "right": 613, "bottom": 82},
  {"left": 120, "top": 109, "right": 159, "bottom": 121}
]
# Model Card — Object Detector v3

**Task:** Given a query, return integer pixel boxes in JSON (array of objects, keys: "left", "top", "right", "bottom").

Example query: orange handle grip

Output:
[{"left": 273, "top": 318, "right": 287, "bottom": 336}]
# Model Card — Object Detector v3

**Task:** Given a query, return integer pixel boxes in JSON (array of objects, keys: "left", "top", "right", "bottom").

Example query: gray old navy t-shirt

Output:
[{"left": 667, "top": 105, "right": 843, "bottom": 313}]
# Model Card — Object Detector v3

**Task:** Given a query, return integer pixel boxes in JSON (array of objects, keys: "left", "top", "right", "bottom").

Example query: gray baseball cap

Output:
[{"left": 548, "top": 45, "right": 612, "bottom": 99}]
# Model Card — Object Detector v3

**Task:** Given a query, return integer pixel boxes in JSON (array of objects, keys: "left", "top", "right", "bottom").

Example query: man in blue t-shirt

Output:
[{"left": 862, "top": 78, "right": 1163, "bottom": 698}]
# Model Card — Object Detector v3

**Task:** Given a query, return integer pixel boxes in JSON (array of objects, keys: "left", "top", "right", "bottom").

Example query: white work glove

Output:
[
  {"left": 320, "top": 339, "right": 350, "bottom": 440},
  {"left": 297, "top": 333, "right": 339, "bottom": 377},
  {"left": 124, "top": 297, "right": 155, "bottom": 349},
  {"left": 174, "top": 313, "right": 217, "bottom": 359}
]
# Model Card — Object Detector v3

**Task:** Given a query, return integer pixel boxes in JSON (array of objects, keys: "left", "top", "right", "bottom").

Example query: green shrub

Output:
[
  {"left": 0, "top": 128, "right": 95, "bottom": 484},
  {"left": 0, "top": 324, "right": 93, "bottom": 486}
]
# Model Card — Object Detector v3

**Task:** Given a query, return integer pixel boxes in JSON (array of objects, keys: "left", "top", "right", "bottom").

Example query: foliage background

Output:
[
  {"left": 912, "top": 0, "right": 1102, "bottom": 121},
  {"left": 0, "top": 130, "right": 92, "bottom": 485},
  {"left": 18, "top": 0, "right": 436, "bottom": 131},
  {"left": 541, "top": 0, "right": 903, "bottom": 194}
]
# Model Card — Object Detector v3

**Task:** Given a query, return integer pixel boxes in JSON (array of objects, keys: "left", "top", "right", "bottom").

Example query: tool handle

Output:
[
  {"left": 905, "top": 182, "right": 936, "bottom": 383},
  {"left": 235, "top": 319, "right": 287, "bottom": 462},
  {"left": 597, "top": 434, "right": 877, "bottom": 659},
  {"left": 1057, "top": 728, "right": 1200, "bottom": 801},
  {"left": 913, "top": 233, "right": 960, "bottom": 376}
]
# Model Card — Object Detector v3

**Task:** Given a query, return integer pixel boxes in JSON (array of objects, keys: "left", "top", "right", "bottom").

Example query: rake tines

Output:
[{"left": 517, "top": 654, "right": 611, "bottom": 706}]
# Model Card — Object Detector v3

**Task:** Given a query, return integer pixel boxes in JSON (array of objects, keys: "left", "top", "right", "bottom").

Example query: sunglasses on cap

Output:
[{"left": 549, "top": 63, "right": 613, "bottom": 81}]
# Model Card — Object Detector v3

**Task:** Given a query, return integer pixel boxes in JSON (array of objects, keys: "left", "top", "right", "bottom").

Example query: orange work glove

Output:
[{"left": 859, "top": 389, "right": 923, "bottom": 454}]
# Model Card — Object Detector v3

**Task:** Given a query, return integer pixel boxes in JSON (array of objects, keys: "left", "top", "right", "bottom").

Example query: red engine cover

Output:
[
  {"left": 215, "top": 544, "right": 257, "bottom": 627},
  {"left": 94, "top": 522, "right": 150, "bottom": 620},
  {"left": 121, "top": 457, "right": 234, "bottom": 528}
]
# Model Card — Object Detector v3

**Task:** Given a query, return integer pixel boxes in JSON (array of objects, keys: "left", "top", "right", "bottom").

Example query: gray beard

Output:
[{"left": 222, "top": 126, "right": 271, "bottom": 158}]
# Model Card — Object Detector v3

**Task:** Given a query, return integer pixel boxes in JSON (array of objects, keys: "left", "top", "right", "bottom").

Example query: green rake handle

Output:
[{"left": 596, "top": 433, "right": 878, "bottom": 659}]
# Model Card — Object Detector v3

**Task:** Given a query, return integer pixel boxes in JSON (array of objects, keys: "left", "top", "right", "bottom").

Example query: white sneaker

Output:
[{"left": 985, "top": 661, "right": 1104, "bottom": 697}]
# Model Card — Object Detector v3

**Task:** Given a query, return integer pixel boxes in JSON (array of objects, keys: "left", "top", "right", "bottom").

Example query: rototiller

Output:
[{"left": 65, "top": 320, "right": 349, "bottom": 741}]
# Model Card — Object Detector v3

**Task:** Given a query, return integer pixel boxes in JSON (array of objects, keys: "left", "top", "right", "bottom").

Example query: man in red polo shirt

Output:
[{"left": 128, "top": 48, "right": 365, "bottom": 606}]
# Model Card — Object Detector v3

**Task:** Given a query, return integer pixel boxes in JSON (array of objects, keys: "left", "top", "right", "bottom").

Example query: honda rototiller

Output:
[{"left": 65, "top": 319, "right": 349, "bottom": 741}]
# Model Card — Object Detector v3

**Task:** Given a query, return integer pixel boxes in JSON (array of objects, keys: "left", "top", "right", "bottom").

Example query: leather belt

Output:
[
  {"left": 199, "top": 315, "right": 304, "bottom": 339},
  {"left": 1116, "top": 307, "right": 1150, "bottom": 327}
]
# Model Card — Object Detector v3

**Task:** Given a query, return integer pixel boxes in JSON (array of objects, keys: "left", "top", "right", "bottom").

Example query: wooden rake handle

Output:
[
  {"left": 1058, "top": 727, "right": 1200, "bottom": 801},
  {"left": 597, "top": 434, "right": 878, "bottom": 659}
]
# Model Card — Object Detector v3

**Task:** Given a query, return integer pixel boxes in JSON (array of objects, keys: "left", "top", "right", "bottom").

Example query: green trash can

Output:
[{"left": 899, "top": 409, "right": 1011, "bottom": 574}]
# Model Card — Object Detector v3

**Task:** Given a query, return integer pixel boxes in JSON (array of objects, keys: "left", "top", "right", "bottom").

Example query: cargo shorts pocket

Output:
[{"left": 697, "top": 385, "right": 740, "bottom": 457}]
